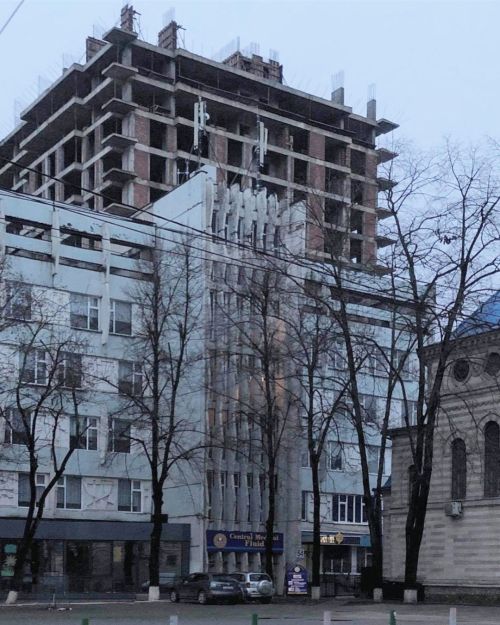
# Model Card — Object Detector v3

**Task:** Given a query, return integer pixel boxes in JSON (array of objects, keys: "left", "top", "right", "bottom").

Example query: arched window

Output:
[
  {"left": 451, "top": 438, "right": 466, "bottom": 500},
  {"left": 485, "top": 353, "right": 500, "bottom": 377},
  {"left": 484, "top": 421, "right": 500, "bottom": 497}
]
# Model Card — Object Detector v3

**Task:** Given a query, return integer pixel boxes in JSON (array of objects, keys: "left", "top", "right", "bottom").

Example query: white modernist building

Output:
[{"left": 0, "top": 166, "right": 417, "bottom": 596}]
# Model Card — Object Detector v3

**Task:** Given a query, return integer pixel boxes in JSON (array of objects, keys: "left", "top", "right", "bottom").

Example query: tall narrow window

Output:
[
  {"left": 451, "top": 438, "right": 466, "bottom": 500},
  {"left": 484, "top": 421, "right": 500, "bottom": 497}
]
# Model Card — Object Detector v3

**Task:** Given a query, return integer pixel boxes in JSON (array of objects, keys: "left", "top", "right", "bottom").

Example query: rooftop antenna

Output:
[{"left": 269, "top": 49, "right": 279, "bottom": 63}]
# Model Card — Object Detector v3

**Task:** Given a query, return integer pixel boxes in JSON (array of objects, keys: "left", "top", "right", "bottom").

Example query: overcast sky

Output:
[{"left": 0, "top": 0, "right": 498, "bottom": 149}]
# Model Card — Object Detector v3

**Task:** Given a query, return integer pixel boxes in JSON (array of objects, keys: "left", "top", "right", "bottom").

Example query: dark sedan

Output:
[{"left": 169, "top": 573, "right": 243, "bottom": 604}]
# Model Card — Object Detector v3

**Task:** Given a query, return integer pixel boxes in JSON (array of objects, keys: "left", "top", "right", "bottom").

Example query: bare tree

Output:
[
  {"left": 0, "top": 282, "right": 87, "bottom": 604},
  {"left": 377, "top": 140, "right": 500, "bottom": 590},
  {"left": 283, "top": 285, "right": 352, "bottom": 596},
  {"left": 113, "top": 237, "right": 203, "bottom": 601},
  {"left": 217, "top": 260, "right": 295, "bottom": 582}
]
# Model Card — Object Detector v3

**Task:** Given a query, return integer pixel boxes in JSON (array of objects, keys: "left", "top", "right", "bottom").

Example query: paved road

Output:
[{"left": 0, "top": 600, "right": 498, "bottom": 625}]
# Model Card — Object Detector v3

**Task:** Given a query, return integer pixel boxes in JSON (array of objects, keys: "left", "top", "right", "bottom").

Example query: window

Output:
[
  {"left": 70, "top": 293, "right": 99, "bottom": 330},
  {"left": 118, "top": 361, "right": 143, "bottom": 396},
  {"left": 211, "top": 210, "right": 218, "bottom": 242},
  {"left": 402, "top": 400, "right": 418, "bottom": 426},
  {"left": 367, "top": 445, "right": 379, "bottom": 474},
  {"left": 56, "top": 475, "right": 81, "bottom": 509},
  {"left": 118, "top": 479, "right": 141, "bottom": 512},
  {"left": 18, "top": 473, "right": 46, "bottom": 507},
  {"left": 484, "top": 421, "right": 500, "bottom": 497},
  {"left": 233, "top": 472, "right": 240, "bottom": 522},
  {"left": 485, "top": 352, "right": 500, "bottom": 377},
  {"left": 332, "top": 494, "right": 367, "bottom": 523},
  {"left": 247, "top": 473, "right": 253, "bottom": 522},
  {"left": 273, "top": 226, "right": 280, "bottom": 256},
  {"left": 5, "top": 282, "right": 31, "bottom": 320},
  {"left": 301, "top": 449, "right": 310, "bottom": 468},
  {"left": 109, "top": 300, "right": 132, "bottom": 335},
  {"left": 70, "top": 416, "right": 98, "bottom": 450},
  {"left": 360, "top": 394, "right": 378, "bottom": 423},
  {"left": 108, "top": 418, "right": 131, "bottom": 453},
  {"left": 453, "top": 358, "right": 470, "bottom": 382},
  {"left": 451, "top": 438, "right": 466, "bottom": 500},
  {"left": 4, "top": 409, "right": 29, "bottom": 445},
  {"left": 58, "top": 352, "right": 83, "bottom": 388},
  {"left": 327, "top": 441, "right": 343, "bottom": 471},
  {"left": 22, "top": 349, "right": 48, "bottom": 385},
  {"left": 301, "top": 491, "right": 309, "bottom": 521}
]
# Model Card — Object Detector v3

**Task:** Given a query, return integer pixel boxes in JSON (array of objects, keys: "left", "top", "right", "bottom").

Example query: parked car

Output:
[
  {"left": 141, "top": 572, "right": 178, "bottom": 592},
  {"left": 169, "top": 572, "right": 243, "bottom": 604},
  {"left": 229, "top": 572, "right": 274, "bottom": 603}
]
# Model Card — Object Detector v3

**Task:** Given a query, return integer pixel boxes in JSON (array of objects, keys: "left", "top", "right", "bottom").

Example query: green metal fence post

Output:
[
  {"left": 389, "top": 610, "right": 397, "bottom": 625},
  {"left": 251, "top": 614, "right": 259, "bottom": 625},
  {"left": 81, "top": 619, "right": 90, "bottom": 625}
]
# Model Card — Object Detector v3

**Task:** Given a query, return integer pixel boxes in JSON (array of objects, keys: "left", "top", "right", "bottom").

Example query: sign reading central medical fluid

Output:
[{"left": 206, "top": 530, "right": 284, "bottom": 553}]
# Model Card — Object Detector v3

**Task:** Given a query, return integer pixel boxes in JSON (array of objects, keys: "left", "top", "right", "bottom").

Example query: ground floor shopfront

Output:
[
  {"left": 301, "top": 531, "right": 372, "bottom": 596},
  {"left": 0, "top": 518, "right": 190, "bottom": 595}
]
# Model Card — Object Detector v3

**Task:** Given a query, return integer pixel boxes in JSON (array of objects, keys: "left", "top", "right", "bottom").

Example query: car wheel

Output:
[
  {"left": 259, "top": 597, "right": 272, "bottom": 604},
  {"left": 169, "top": 590, "right": 179, "bottom": 603},
  {"left": 198, "top": 590, "right": 207, "bottom": 605}
]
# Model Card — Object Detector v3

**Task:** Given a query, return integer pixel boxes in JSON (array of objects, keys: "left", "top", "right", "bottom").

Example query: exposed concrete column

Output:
[{"left": 212, "top": 133, "right": 228, "bottom": 185}]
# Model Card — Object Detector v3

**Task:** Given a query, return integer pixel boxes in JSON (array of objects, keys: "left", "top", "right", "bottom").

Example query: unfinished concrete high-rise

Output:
[{"left": 0, "top": 5, "right": 397, "bottom": 268}]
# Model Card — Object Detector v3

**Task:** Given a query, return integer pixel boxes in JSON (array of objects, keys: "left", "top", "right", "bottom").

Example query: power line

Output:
[{"left": 0, "top": 0, "right": 26, "bottom": 37}]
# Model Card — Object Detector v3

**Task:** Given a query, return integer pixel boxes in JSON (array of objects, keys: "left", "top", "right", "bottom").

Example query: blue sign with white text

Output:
[
  {"left": 206, "top": 530, "right": 284, "bottom": 553},
  {"left": 287, "top": 564, "right": 308, "bottom": 595}
]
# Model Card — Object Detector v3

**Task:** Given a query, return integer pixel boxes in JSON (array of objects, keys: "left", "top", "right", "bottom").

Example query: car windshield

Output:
[
  {"left": 249, "top": 574, "right": 271, "bottom": 582},
  {"left": 212, "top": 575, "right": 236, "bottom": 582}
]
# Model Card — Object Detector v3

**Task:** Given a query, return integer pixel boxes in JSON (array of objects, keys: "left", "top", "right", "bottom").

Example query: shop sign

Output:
[
  {"left": 287, "top": 564, "right": 308, "bottom": 595},
  {"left": 320, "top": 532, "right": 344, "bottom": 545},
  {"left": 206, "top": 530, "right": 284, "bottom": 553}
]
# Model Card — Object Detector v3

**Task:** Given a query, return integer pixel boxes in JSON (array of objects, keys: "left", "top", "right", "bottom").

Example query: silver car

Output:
[{"left": 229, "top": 572, "right": 274, "bottom": 603}]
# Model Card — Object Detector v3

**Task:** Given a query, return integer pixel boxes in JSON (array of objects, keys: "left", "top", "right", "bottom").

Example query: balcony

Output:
[
  {"left": 376, "top": 147, "right": 398, "bottom": 164},
  {"left": 102, "top": 62, "right": 138, "bottom": 81},
  {"left": 376, "top": 118, "right": 399, "bottom": 136},
  {"left": 102, "top": 167, "right": 136, "bottom": 184},
  {"left": 377, "top": 177, "right": 397, "bottom": 192},
  {"left": 376, "top": 234, "right": 396, "bottom": 248},
  {"left": 376, "top": 206, "right": 392, "bottom": 220},
  {"left": 101, "top": 98, "right": 136, "bottom": 116},
  {"left": 101, "top": 133, "right": 137, "bottom": 151}
]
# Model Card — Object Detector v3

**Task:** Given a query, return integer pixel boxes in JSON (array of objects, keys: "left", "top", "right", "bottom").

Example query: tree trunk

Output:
[
  {"left": 311, "top": 458, "right": 321, "bottom": 593},
  {"left": 264, "top": 471, "right": 275, "bottom": 580},
  {"left": 148, "top": 488, "right": 163, "bottom": 601}
]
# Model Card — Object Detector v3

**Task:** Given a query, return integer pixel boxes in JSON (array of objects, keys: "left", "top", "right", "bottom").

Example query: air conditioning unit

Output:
[{"left": 444, "top": 501, "right": 463, "bottom": 518}]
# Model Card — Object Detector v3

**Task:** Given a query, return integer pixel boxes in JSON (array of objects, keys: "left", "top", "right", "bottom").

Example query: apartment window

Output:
[
  {"left": 70, "top": 416, "right": 98, "bottom": 450},
  {"left": 262, "top": 224, "right": 268, "bottom": 251},
  {"left": 18, "top": 473, "right": 46, "bottom": 507},
  {"left": 251, "top": 221, "right": 258, "bottom": 249},
  {"left": 56, "top": 476, "right": 82, "bottom": 509},
  {"left": 4, "top": 409, "right": 29, "bottom": 445},
  {"left": 301, "top": 449, "right": 310, "bottom": 468},
  {"left": 395, "top": 349, "right": 411, "bottom": 379},
  {"left": 22, "top": 349, "right": 48, "bottom": 385},
  {"left": 58, "top": 352, "right": 83, "bottom": 388},
  {"left": 402, "top": 400, "right": 418, "bottom": 426},
  {"left": 70, "top": 293, "right": 99, "bottom": 330},
  {"left": 247, "top": 473, "right": 253, "bottom": 522},
  {"left": 327, "top": 441, "right": 343, "bottom": 471},
  {"left": 118, "top": 479, "right": 142, "bottom": 512},
  {"left": 237, "top": 217, "right": 244, "bottom": 243},
  {"left": 109, "top": 300, "right": 132, "bottom": 335},
  {"left": 108, "top": 418, "right": 131, "bottom": 453},
  {"left": 118, "top": 361, "right": 143, "bottom": 396},
  {"left": 484, "top": 421, "right": 500, "bottom": 497},
  {"left": 360, "top": 394, "right": 378, "bottom": 423},
  {"left": 5, "top": 282, "right": 32, "bottom": 320},
  {"left": 211, "top": 210, "right": 218, "bottom": 242},
  {"left": 367, "top": 445, "right": 379, "bottom": 474},
  {"left": 332, "top": 494, "right": 367, "bottom": 523},
  {"left": 301, "top": 491, "right": 309, "bottom": 521},
  {"left": 233, "top": 472, "right": 240, "bottom": 522},
  {"left": 207, "top": 470, "right": 214, "bottom": 520},
  {"left": 220, "top": 471, "right": 227, "bottom": 519},
  {"left": 451, "top": 438, "right": 466, "bottom": 500}
]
